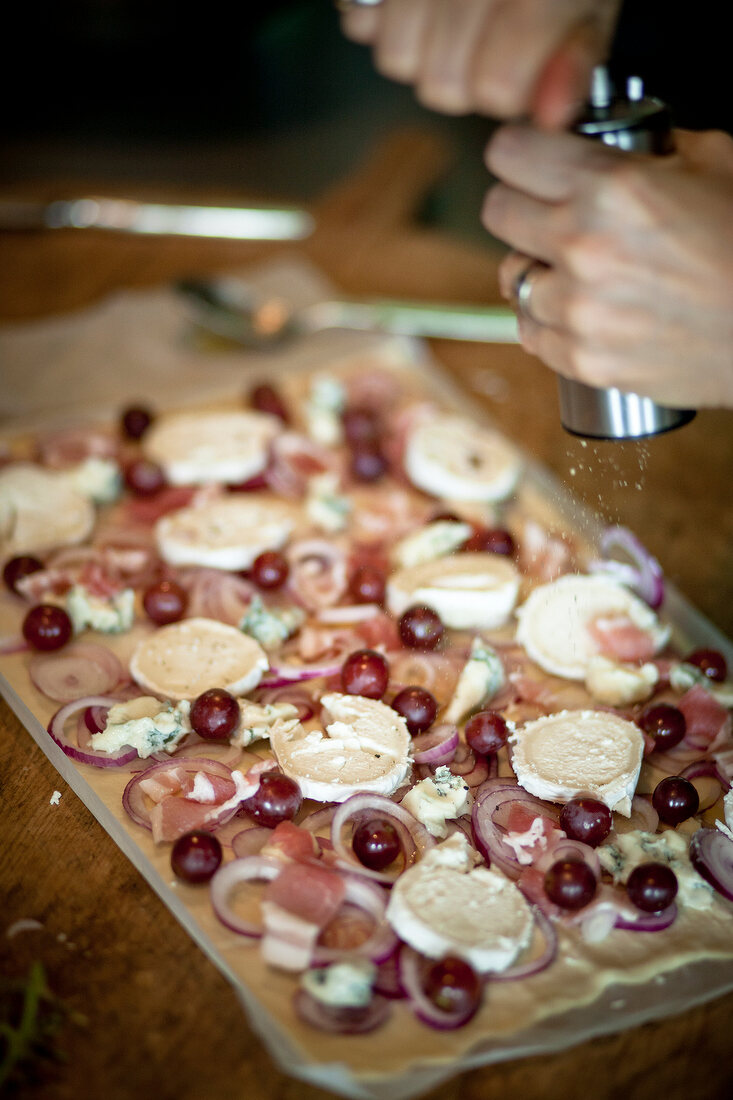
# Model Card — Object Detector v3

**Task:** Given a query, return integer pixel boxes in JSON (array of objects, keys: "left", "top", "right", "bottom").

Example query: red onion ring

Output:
[
  {"left": 292, "top": 988, "right": 391, "bottom": 1034},
  {"left": 259, "top": 660, "right": 344, "bottom": 687},
  {"left": 286, "top": 538, "right": 348, "bottom": 611},
  {"left": 176, "top": 567, "right": 255, "bottom": 625},
  {"left": 47, "top": 695, "right": 137, "bottom": 767},
  {"left": 29, "top": 641, "right": 125, "bottom": 703},
  {"left": 680, "top": 758, "right": 731, "bottom": 793},
  {"left": 488, "top": 906, "right": 558, "bottom": 981},
  {"left": 411, "top": 724, "right": 459, "bottom": 766},
  {"left": 588, "top": 525, "right": 665, "bottom": 609},
  {"left": 398, "top": 946, "right": 483, "bottom": 1030},
  {"left": 330, "top": 793, "right": 435, "bottom": 883},
  {"left": 231, "top": 826, "right": 275, "bottom": 859},
  {"left": 0, "top": 634, "right": 29, "bottom": 656},
  {"left": 689, "top": 828, "right": 733, "bottom": 901},
  {"left": 316, "top": 604, "right": 381, "bottom": 624},
  {"left": 210, "top": 855, "right": 283, "bottom": 937},
  {"left": 122, "top": 757, "right": 238, "bottom": 831},
  {"left": 253, "top": 684, "right": 315, "bottom": 722},
  {"left": 614, "top": 902, "right": 678, "bottom": 932},
  {"left": 313, "top": 877, "right": 398, "bottom": 965},
  {"left": 471, "top": 779, "right": 560, "bottom": 879}
]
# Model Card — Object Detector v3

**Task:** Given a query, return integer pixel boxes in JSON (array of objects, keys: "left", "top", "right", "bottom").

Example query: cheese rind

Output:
[
  {"left": 269, "top": 692, "right": 411, "bottom": 803},
  {"left": 142, "top": 409, "right": 280, "bottom": 485},
  {"left": 509, "top": 709, "right": 644, "bottom": 816},
  {"left": 404, "top": 414, "right": 522, "bottom": 502},
  {"left": 387, "top": 553, "right": 520, "bottom": 630},
  {"left": 129, "top": 617, "right": 268, "bottom": 700},
  {"left": 156, "top": 497, "right": 297, "bottom": 571}
]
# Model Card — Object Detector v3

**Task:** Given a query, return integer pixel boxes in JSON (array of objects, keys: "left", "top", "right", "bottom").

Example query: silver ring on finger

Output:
[
  {"left": 335, "top": 0, "right": 382, "bottom": 10},
  {"left": 513, "top": 261, "right": 548, "bottom": 324}
]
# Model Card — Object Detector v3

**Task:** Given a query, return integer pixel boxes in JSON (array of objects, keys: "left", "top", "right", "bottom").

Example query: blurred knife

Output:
[{"left": 0, "top": 197, "right": 315, "bottom": 240}]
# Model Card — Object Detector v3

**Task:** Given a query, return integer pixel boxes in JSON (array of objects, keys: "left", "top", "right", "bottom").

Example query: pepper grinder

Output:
[{"left": 557, "top": 67, "right": 696, "bottom": 439}]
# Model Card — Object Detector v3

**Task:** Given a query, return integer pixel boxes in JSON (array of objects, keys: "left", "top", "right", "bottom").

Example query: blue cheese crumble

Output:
[
  {"left": 598, "top": 829, "right": 714, "bottom": 910},
  {"left": 304, "top": 375, "right": 346, "bottom": 446},
  {"left": 392, "top": 520, "right": 473, "bottom": 570},
  {"left": 63, "top": 457, "right": 122, "bottom": 504},
  {"left": 305, "top": 473, "right": 351, "bottom": 533},
  {"left": 233, "top": 700, "right": 300, "bottom": 748},
  {"left": 90, "top": 696, "right": 192, "bottom": 758},
  {"left": 240, "top": 596, "right": 305, "bottom": 650},
  {"left": 444, "top": 637, "right": 505, "bottom": 723},
  {"left": 66, "top": 584, "right": 135, "bottom": 634},
  {"left": 301, "top": 959, "right": 376, "bottom": 1008},
  {"left": 400, "top": 765, "right": 471, "bottom": 838}
]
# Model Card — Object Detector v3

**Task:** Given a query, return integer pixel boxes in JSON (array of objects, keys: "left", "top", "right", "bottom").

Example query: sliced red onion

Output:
[
  {"left": 471, "top": 779, "right": 560, "bottom": 879},
  {"left": 286, "top": 537, "right": 348, "bottom": 611},
  {"left": 488, "top": 907, "right": 558, "bottom": 981},
  {"left": 47, "top": 695, "right": 137, "bottom": 767},
  {"left": 292, "top": 988, "right": 391, "bottom": 1034},
  {"left": 313, "top": 876, "right": 397, "bottom": 965},
  {"left": 614, "top": 902, "right": 678, "bottom": 932},
  {"left": 176, "top": 566, "right": 256, "bottom": 625},
  {"left": 29, "top": 641, "right": 125, "bottom": 703},
  {"left": 0, "top": 634, "right": 29, "bottom": 656},
  {"left": 398, "top": 946, "right": 482, "bottom": 1030},
  {"left": 259, "top": 660, "right": 344, "bottom": 687},
  {"left": 330, "top": 793, "right": 435, "bottom": 883},
  {"left": 411, "top": 724, "right": 459, "bottom": 766},
  {"left": 231, "top": 826, "right": 275, "bottom": 858},
  {"left": 534, "top": 838, "right": 601, "bottom": 880},
  {"left": 689, "top": 828, "right": 733, "bottom": 901},
  {"left": 588, "top": 525, "right": 665, "bottom": 609},
  {"left": 627, "top": 794, "right": 660, "bottom": 833},
  {"left": 253, "top": 684, "right": 315, "bottom": 722},
  {"left": 315, "top": 604, "right": 381, "bottom": 624},
  {"left": 680, "top": 758, "right": 731, "bottom": 794},
  {"left": 210, "top": 855, "right": 283, "bottom": 936},
  {"left": 122, "top": 757, "right": 237, "bottom": 831},
  {"left": 373, "top": 947, "right": 407, "bottom": 999}
]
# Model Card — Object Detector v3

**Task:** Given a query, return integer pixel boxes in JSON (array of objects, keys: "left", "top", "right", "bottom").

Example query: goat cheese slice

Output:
[
  {"left": 404, "top": 414, "right": 522, "bottom": 502},
  {"left": 269, "top": 692, "right": 411, "bottom": 803},
  {"left": 509, "top": 709, "right": 644, "bottom": 816},
  {"left": 387, "top": 553, "right": 520, "bottom": 630},
  {"left": 130, "top": 617, "right": 268, "bottom": 700},
  {"left": 156, "top": 497, "right": 297, "bottom": 571},
  {"left": 516, "top": 573, "right": 670, "bottom": 681},
  {"left": 0, "top": 463, "right": 95, "bottom": 558},
  {"left": 142, "top": 409, "right": 280, "bottom": 485},
  {"left": 386, "top": 833, "right": 534, "bottom": 972}
]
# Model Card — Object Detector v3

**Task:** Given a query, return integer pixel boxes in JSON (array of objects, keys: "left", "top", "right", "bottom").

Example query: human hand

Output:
[
  {"left": 338, "top": 0, "right": 622, "bottom": 128},
  {"left": 483, "top": 127, "right": 733, "bottom": 409}
]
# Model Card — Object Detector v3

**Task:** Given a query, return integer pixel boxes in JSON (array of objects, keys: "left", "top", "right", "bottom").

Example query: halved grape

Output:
[
  {"left": 121, "top": 405, "right": 154, "bottom": 440},
  {"left": 142, "top": 579, "right": 188, "bottom": 625},
  {"left": 399, "top": 606, "right": 443, "bottom": 651},
  {"left": 423, "top": 956, "right": 482, "bottom": 1017},
  {"left": 249, "top": 382, "right": 289, "bottom": 422},
  {"left": 544, "top": 858, "right": 597, "bottom": 910},
  {"left": 352, "top": 817, "right": 401, "bottom": 871},
  {"left": 464, "top": 710, "right": 509, "bottom": 756},
  {"left": 638, "top": 703, "right": 686, "bottom": 751},
  {"left": 246, "top": 771, "right": 302, "bottom": 828},
  {"left": 22, "top": 604, "right": 73, "bottom": 651},
  {"left": 341, "top": 649, "right": 390, "bottom": 700},
  {"left": 685, "top": 647, "right": 727, "bottom": 683},
  {"left": 626, "top": 861, "right": 678, "bottom": 912},
  {"left": 190, "top": 688, "right": 240, "bottom": 741},
  {"left": 464, "top": 527, "right": 515, "bottom": 555},
  {"left": 349, "top": 565, "right": 386, "bottom": 606},
  {"left": 350, "top": 444, "right": 388, "bottom": 483},
  {"left": 3, "top": 555, "right": 43, "bottom": 595},
  {"left": 652, "top": 775, "right": 700, "bottom": 825},
  {"left": 171, "top": 831, "right": 223, "bottom": 884},
  {"left": 251, "top": 550, "right": 289, "bottom": 590},
  {"left": 124, "top": 458, "right": 166, "bottom": 496},
  {"left": 559, "top": 797, "right": 613, "bottom": 848},
  {"left": 390, "top": 686, "right": 438, "bottom": 735}
]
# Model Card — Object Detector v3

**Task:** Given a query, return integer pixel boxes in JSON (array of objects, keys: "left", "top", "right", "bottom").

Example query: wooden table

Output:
[{"left": 1, "top": 131, "right": 732, "bottom": 1100}]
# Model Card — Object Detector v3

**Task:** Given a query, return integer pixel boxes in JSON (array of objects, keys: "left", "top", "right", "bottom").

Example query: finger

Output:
[
  {"left": 531, "top": 22, "right": 599, "bottom": 130},
  {"left": 339, "top": 1, "right": 384, "bottom": 45},
  {"left": 415, "top": 0, "right": 497, "bottom": 115},
  {"left": 374, "top": 0, "right": 433, "bottom": 84},
  {"left": 482, "top": 183, "right": 561, "bottom": 264},
  {"left": 469, "top": 0, "right": 589, "bottom": 120},
  {"left": 497, "top": 251, "right": 534, "bottom": 301},
  {"left": 486, "top": 123, "right": 621, "bottom": 200}
]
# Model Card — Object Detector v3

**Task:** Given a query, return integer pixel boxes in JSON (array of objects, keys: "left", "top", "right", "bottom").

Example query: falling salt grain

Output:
[{"left": 50, "top": 790, "right": 62, "bottom": 805}]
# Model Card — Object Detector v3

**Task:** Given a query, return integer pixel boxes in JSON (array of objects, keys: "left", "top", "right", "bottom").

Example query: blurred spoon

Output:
[{"left": 179, "top": 277, "right": 519, "bottom": 349}]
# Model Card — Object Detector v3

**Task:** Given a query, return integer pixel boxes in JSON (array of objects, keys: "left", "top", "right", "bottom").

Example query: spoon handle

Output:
[{"left": 304, "top": 298, "right": 519, "bottom": 343}]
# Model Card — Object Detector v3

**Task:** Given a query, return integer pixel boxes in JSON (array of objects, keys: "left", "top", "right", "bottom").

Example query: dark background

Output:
[{"left": 1, "top": 1, "right": 729, "bottom": 238}]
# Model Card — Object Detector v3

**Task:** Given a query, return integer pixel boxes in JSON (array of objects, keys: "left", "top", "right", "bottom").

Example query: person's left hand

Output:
[{"left": 482, "top": 125, "right": 733, "bottom": 409}]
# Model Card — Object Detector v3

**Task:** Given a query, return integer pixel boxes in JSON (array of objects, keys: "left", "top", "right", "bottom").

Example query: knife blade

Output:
[{"left": 0, "top": 197, "right": 315, "bottom": 240}]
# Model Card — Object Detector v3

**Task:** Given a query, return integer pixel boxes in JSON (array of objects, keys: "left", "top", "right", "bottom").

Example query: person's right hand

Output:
[{"left": 339, "top": 0, "right": 622, "bottom": 128}]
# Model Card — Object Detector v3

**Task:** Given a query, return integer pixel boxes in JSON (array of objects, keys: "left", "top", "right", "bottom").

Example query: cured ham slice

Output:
[
  {"left": 678, "top": 684, "right": 732, "bottom": 751},
  {"left": 587, "top": 613, "right": 658, "bottom": 662}
]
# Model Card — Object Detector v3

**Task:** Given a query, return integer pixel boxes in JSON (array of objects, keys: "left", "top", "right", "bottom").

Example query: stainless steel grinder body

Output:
[{"left": 558, "top": 69, "right": 696, "bottom": 439}]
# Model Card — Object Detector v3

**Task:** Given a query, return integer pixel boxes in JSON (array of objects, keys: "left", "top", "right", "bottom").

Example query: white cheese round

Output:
[
  {"left": 269, "top": 692, "right": 411, "bottom": 803},
  {"left": 515, "top": 573, "right": 670, "bottom": 681},
  {"left": 509, "top": 709, "right": 644, "bottom": 816},
  {"left": 142, "top": 409, "right": 280, "bottom": 486},
  {"left": 0, "top": 463, "right": 95, "bottom": 558},
  {"left": 387, "top": 553, "right": 520, "bottom": 630},
  {"left": 155, "top": 497, "right": 297, "bottom": 571},
  {"left": 404, "top": 414, "right": 522, "bottom": 502},
  {"left": 129, "top": 617, "right": 268, "bottom": 700},
  {"left": 386, "top": 834, "right": 534, "bottom": 972}
]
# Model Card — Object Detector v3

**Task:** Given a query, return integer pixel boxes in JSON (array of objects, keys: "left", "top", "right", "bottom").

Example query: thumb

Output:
[{"left": 530, "top": 23, "right": 602, "bottom": 131}]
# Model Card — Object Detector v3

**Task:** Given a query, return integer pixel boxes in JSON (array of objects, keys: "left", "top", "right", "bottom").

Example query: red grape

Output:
[
  {"left": 342, "top": 407, "right": 379, "bottom": 445},
  {"left": 637, "top": 703, "right": 686, "bottom": 751},
  {"left": 559, "top": 797, "right": 612, "bottom": 848},
  {"left": 685, "top": 647, "right": 727, "bottom": 683},
  {"left": 352, "top": 817, "right": 401, "bottom": 871},
  {"left": 190, "top": 688, "right": 240, "bottom": 740},
  {"left": 544, "top": 858, "right": 597, "bottom": 910},
  {"left": 398, "top": 606, "right": 443, "bottom": 650},
  {"left": 124, "top": 458, "right": 166, "bottom": 496},
  {"left": 350, "top": 444, "right": 388, "bottom": 483},
  {"left": 464, "top": 527, "right": 515, "bottom": 555},
  {"left": 652, "top": 775, "right": 699, "bottom": 825},
  {"left": 390, "top": 686, "right": 438, "bottom": 735},
  {"left": 22, "top": 604, "right": 73, "bottom": 651},
  {"left": 171, "top": 830, "right": 222, "bottom": 883},
  {"left": 249, "top": 382, "right": 289, "bottom": 423},
  {"left": 142, "top": 579, "right": 188, "bottom": 625},
  {"left": 349, "top": 565, "right": 386, "bottom": 606},
  {"left": 3, "top": 555, "right": 43, "bottom": 595},
  {"left": 341, "top": 649, "right": 390, "bottom": 700},
  {"left": 626, "top": 862, "right": 678, "bottom": 912},
  {"left": 423, "top": 956, "right": 482, "bottom": 1017},
  {"left": 464, "top": 710, "right": 509, "bottom": 756},
  {"left": 251, "top": 550, "right": 289, "bottom": 590},
  {"left": 246, "top": 771, "right": 302, "bottom": 828},
  {"left": 121, "top": 404, "right": 154, "bottom": 440}
]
